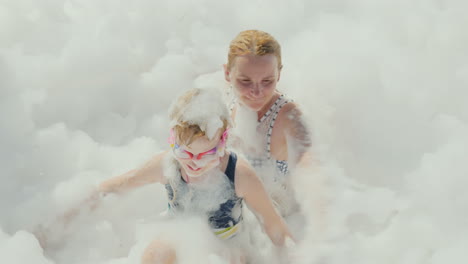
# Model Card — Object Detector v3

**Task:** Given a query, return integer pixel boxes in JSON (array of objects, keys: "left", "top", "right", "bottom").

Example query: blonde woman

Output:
[{"left": 224, "top": 30, "right": 312, "bottom": 216}]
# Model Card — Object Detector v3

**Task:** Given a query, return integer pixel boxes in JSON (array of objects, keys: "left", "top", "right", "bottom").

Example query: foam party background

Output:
[{"left": 1, "top": 0, "right": 468, "bottom": 263}]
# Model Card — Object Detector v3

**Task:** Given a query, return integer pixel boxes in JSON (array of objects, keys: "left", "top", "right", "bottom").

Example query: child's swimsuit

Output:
[{"left": 165, "top": 152, "right": 243, "bottom": 240}]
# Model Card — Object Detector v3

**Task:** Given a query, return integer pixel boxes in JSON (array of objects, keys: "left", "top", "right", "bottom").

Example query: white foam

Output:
[
  {"left": 170, "top": 88, "right": 231, "bottom": 140},
  {"left": 1, "top": 1, "right": 468, "bottom": 263}
]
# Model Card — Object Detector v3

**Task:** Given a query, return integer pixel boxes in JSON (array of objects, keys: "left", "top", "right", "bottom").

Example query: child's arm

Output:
[
  {"left": 35, "top": 151, "right": 170, "bottom": 249},
  {"left": 234, "top": 158, "right": 294, "bottom": 247},
  {"left": 98, "top": 150, "right": 169, "bottom": 194},
  {"left": 63, "top": 151, "right": 169, "bottom": 224}
]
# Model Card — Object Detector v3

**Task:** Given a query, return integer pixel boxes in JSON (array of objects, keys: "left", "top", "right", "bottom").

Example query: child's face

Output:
[
  {"left": 225, "top": 54, "right": 280, "bottom": 112},
  {"left": 173, "top": 130, "right": 224, "bottom": 178}
]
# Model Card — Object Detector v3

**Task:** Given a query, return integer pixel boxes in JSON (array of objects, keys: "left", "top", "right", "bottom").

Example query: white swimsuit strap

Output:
[
  {"left": 264, "top": 96, "right": 290, "bottom": 159},
  {"left": 259, "top": 94, "right": 285, "bottom": 123}
]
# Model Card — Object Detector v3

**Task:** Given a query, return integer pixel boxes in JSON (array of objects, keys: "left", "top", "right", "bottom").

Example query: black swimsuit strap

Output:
[{"left": 224, "top": 152, "right": 237, "bottom": 183}]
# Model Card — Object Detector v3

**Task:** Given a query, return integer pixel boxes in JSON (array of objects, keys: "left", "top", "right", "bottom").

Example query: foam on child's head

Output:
[{"left": 169, "top": 88, "right": 231, "bottom": 141}]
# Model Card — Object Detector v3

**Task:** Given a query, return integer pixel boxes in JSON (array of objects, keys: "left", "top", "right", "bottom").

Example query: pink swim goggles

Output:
[{"left": 168, "top": 129, "right": 229, "bottom": 163}]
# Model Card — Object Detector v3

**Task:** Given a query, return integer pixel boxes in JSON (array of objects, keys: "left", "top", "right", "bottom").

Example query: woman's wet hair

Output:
[{"left": 227, "top": 29, "right": 282, "bottom": 70}]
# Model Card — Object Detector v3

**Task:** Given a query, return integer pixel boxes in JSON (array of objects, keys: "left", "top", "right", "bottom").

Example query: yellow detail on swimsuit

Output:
[{"left": 213, "top": 221, "right": 242, "bottom": 240}]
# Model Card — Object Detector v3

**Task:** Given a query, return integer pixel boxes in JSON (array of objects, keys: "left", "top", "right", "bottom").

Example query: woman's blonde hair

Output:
[
  {"left": 169, "top": 88, "right": 229, "bottom": 146},
  {"left": 227, "top": 29, "right": 282, "bottom": 70}
]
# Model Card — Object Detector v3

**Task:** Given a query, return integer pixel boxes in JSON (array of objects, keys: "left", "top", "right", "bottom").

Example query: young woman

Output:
[{"left": 223, "top": 30, "right": 312, "bottom": 216}]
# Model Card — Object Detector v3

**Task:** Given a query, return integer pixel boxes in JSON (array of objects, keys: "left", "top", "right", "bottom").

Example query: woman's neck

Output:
[{"left": 257, "top": 91, "right": 281, "bottom": 120}]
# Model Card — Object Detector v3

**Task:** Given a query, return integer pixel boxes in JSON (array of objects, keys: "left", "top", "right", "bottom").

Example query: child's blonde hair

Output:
[{"left": 169, "top": 88, "right": 230, "bottom": 146}]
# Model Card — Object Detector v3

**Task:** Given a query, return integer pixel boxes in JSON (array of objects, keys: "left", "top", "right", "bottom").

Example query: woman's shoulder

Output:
[
  {"left": 276, "top": 100, "right": 306, "bottom": 128},
  {"left": 278, "top": 99, "right": 303, "bottom": 115}
]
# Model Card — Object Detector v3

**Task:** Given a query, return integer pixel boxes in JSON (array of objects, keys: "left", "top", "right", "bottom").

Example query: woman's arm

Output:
[
  {"left": 280, "top": 103, "right": 312, "bottom": 167},
  {"left": 281, "top": 105, "right": 328, "bottom": 237},
  {"left": 235, "top": 159, "right": 294, "bottom": 247}
]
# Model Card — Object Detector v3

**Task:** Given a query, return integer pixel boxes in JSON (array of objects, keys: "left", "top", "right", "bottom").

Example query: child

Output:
[{"left": 77, "top": 88, "right": 293, "bottom": 264}]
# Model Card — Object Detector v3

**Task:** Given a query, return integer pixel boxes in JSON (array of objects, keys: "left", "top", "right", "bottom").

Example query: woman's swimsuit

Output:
[
  {"left": 245, "top": 94, "right": 291, "bottom": 179},
  {"left": 231, "top": 93, "right": 299, "bottom": 215},
  {"left": 165, "top": 153, "right": 243, "bottom": 240}
]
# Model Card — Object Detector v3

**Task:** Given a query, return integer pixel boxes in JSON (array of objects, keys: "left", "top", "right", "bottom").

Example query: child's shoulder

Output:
[
  {"left": 232, "top": 154, "right": 262, "bottom": 198},
  {"left": 234, "top": 154, "right": 254, "bottom": 173},
  {"left": 233, "top": 154, "right": 257, "bottom": 182}
]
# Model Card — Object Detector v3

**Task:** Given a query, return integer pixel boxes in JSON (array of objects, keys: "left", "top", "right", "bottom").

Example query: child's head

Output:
[
  {"left": 169, "top": 88, "right": 230, "bottom": 145},
  {"left": 168, "top": 88, "right": 231, "bottom": 177}
]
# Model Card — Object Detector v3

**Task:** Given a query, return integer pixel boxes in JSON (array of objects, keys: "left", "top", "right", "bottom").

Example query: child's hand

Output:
[
  {"left": 57, "top": 188, "right": 103, "bottom": 227},
  {"left": 279, "top": 237, "right": 301, "bottom": 264},
  {"left": 286, "top": 239, "right": 298, "bottom": 264},
  {"left": 32, "top": 189, "right": 102, "bottom": 250},
  {"left": 32, "top": 223, "right": 51, "bottom": 250},
  {"left": 32, "top": 188, "right": 104, "bottom": 252}
]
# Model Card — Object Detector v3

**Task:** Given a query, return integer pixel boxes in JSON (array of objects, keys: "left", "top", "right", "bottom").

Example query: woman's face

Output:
[
  {"left": 225, "top": 54, "right": 281, "bottom": 112},
  {"left": 173, "top": 131, "right": 223, "bottom": 178}
]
